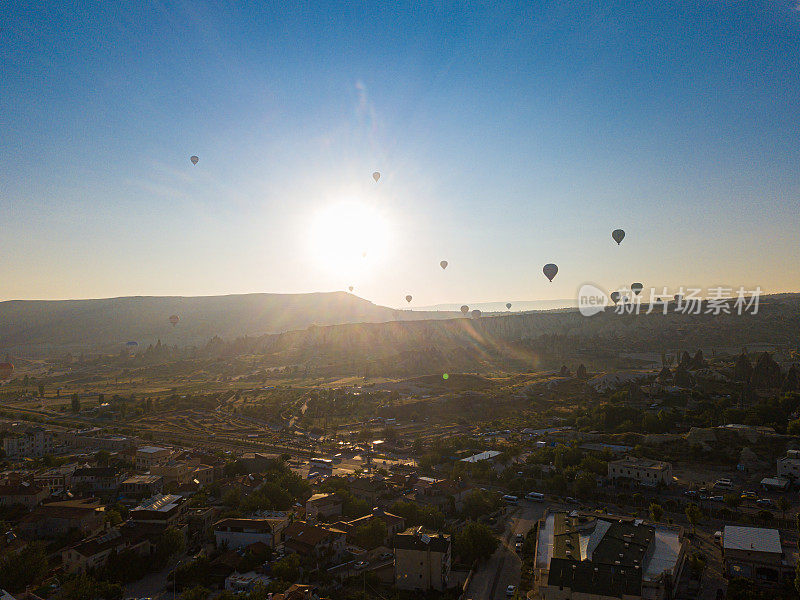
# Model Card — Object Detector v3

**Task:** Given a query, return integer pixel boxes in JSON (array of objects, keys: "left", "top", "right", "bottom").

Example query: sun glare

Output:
[{"left": 308, "top": 200, "right": 391, "bottom": 277}]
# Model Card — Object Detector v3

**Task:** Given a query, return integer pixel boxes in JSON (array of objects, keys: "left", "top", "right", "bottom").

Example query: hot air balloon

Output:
[
  {"left": 372, "top": 171, "right": 380, "bottom": 182},
  {"left": 0, "top": 363, "right": 13, "bottom": 380},
  {"left": 471, "top": 309, "right": 482, "bottom": 318},
  {"left": 631, "top": 282, "right": 643, "bottom": 296},
  {"left": 610, "top": 291, "right": 621, "bottom": 305},
  {"left": 506, "top": 303, "right": 512, "bottom": 310},
  {"left": 405, "top": 295, "right": 412, "bottom": 303},
  {"left": 169, "top": 315, "right": 179, "bottom": 327},
  {"left": 440, "top": 260, "right": 448, "bottom": 270},
  {"left": 460, "top": 305, "right": 469, "bottom": 314},
  {"left": 190, "top": 155, "right": 199, "bottom": 165},
  {"left": 612, "top": 229, "right": 625, "bottom": 245},
  {"left": 543, "top": 263, "right": 558, "bottom": 282},
  {"left": 348, "top": 286, "right": 354, "bottom": 292}
]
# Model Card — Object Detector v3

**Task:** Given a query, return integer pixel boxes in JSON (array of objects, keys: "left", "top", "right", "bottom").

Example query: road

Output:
[{"left": 464, "top": 501, "right": 546, "bottom": 600}]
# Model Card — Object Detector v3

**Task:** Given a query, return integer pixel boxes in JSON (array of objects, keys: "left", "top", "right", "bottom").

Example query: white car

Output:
[{"left": 506, "top": 584, "right": 516, "bottom": 596}]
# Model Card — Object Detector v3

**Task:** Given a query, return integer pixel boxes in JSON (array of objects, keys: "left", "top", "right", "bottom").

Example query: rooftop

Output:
[
  {"left": 723, "top": 526, "right": 782, "bottom": 554},
  {"left": 132, "top": 494, "right": 182, "bottom": 513}
]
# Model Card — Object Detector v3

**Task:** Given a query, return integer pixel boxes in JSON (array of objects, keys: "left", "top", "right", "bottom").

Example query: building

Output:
[
  {"left": 62, "top": 527, "right": 151, "bottom": 574},
  {"left": 60, "top": 429, "right": 136, "bottom": 451},
  {"left": 225, "top": 571, "right": 272, "bottom": 593},
  {"left": 214, "top": 517, "right": 289, "bottom": 550},
  {"left": 130, "top": 494, "right": 186, "bottom": 526},
  {"left": 71, "top": 467, "right": 124, "bottom": 494},
  {"left": 722, "top": 526, "right": 796, "bottom": 584},
  {"left": 17, "top": 498, "right": 105, "bottom": 539},
  {"left": 533, "top": 511, "right": 687, "bottom": 600},
  {"left": 0, "top": 482, "right": 49, "bottom": 509},
  {"left": 305, "top": 493, "right": 343, "bottom": 522},
  {"left": 608, "top": 457, "right": 673, "bottom": 486},
  {"left": 34, "top": 463, "right": 78, "bottom": 492},
  {"left": 459, "top": 450, "right": 503, "bottom": 463},
  {"left": 337, "top": 507, "right": 406, "bottom": 546},
  {"left": 776, "top": 449, "right": 800, "bottom": 480},
  {"left": 2, "top": 427, "right": 55, "bottom": 458},
  {"left": 135, "top": 446, "right": 172, "bottom": 470},
  {"left": 120, "top": 475, "right": 164, "bottom": 497},
  {"left": 394, "top": 526, "right": 451, "bottom": 592},
  {"left": 282, "top": 521, "right": 347, "bottom": 564},
  {"left": 151, "top": 460, "right": 214, "bottom": 487}
]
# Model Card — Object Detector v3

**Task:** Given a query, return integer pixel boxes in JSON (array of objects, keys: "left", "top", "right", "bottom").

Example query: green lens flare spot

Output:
[{"left": 442, "top": 373, "right": 449, "bottom": 380}]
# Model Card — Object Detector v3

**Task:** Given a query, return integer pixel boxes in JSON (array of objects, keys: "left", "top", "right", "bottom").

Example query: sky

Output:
[{"left": 1, "top": 1, "right": 799, "bottom": 308}]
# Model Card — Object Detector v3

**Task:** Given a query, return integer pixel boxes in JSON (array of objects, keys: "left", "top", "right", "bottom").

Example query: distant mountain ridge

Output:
[{"left": 0, "top": 292, "right": 462, "bottom": 354}]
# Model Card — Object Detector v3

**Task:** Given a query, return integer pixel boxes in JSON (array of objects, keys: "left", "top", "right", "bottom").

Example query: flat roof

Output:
[
  {"left": 723, "top": 526, "right": 782, "bottom": 554},
  {"left": 133, "top": 494, "right": 182, "bottom": 513},
  {"left": 137, "top": 446, "right": 170, "bottom": 454},
  {"left": 460, "top": 450, "right": 502, "bottom": 463}
]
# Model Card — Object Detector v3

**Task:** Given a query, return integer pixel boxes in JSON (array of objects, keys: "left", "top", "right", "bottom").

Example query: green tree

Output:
[
  {"left": 724, "top": 494, "right": 741, "bottom": 509},
  {"left": 352, "top": 518, "right": 387, "bottom": 550},
  {"left": 179, "top": 586, "right": 210, "bottom": 600},
  {"left": 271, "top": 554, "right": 300, "bottom": 582},
  {"left": 462, "top": 489, "right": 502, "bottom": 520},
  {"left": 61, "top": 575, "right": 123, "bottom": 600},
  {"left": 156, "top": 526, "right": 185, "bottom": 563},
  {"left": 71, "top": 393, "right": 81, "bottom": 413},
  {"left": 648, "top": 503, "right": 664, "bottom": 522},
  {"left": 453, "top": 521, "right": 498, "bottom": 565},
  {"left": 778, "top": 496, "right": 791, "bottom": 520},
  {"left": 0, "top": 542, "right": 48, "bottom": 592},
  {"left": 685, "top": 503, "right": 702, "bottom": 534}
]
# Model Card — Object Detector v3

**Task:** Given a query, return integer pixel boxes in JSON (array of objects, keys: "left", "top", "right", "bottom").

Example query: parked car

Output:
[
  {"left": 741, "top": 491, "right": 757, "bottom": 500},
  {"left": 756, "top": 498, "right": 774, "bottom": 508},
  {"left": 506, "top": 585, "right": 516, "bottom": 596}
]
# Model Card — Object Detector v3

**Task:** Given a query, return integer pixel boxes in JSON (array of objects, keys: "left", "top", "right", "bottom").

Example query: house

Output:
[
  {"left": 722, "top": 526, "right": 796, "bottom": 584},
  {"left": 533, "top": 511, "right": 687, "bottom": 600},
  {"left": 2, "top": 426, "right": 55, "bottom": 458},
  {"left": 17, "top": 498, "right": 105, "bottom": 539},
  {"left": 130, "top": 494, "right": 186, "bottom": 526},
  {"left": 224, "top": 571, "right": 272, "bottom": 593},
  {"left": 608, "top": 457, "right": 673, "bottom": 486},
  {"left": 282, "top": 521, "right": 347, "bottom": 564},
  {"left": 305, "top": 493, "right": 343, "bottom": 522},
  {"left": 71, "top": 467, "right": 124, "bottom": 494},
  {"left": 239, "top": 453, "right": 280, "bottom": 473},
  {"left": 61, "top": 526, "right": 151, "bottom": 574},
  {"left": 151, "top": 460, "right": 214, "bottom": 487},
  {"left": 0, "top": 482, "right": 49, "bottom": 509},
  {"left": 777, "top": 449, "right": 800, "bottom": 480},
  {"left": 135, "top": 446, "right": 172, "bottom": 470},
  {"left": 60, "top": 429, "right": 136, "bottom": 451},
  {"left": 337, "top": 507, "right": 406, "bottom": 546},
  {"left": 120, "top": 474, "right": 164, "bottom": 498},
  {"left": 412, "top": 477, "right": 474, "bottom": 512},
  {"left": 34, "top": 463, "right": 79, "bottom": 492},
  {"left": 349, "top": 478, "right": 389, "bottom": 504},
  {"left": 393, "top": 526, "right": 451, "bottom": 592},
  {"left": 214, "top": 517, "right": 289, "bottom": 550},
  {"left": 272, "top": 584, "right": 323, "bottom": 600}
]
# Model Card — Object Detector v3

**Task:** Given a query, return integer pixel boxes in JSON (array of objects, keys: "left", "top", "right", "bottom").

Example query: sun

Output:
[{"left": 308, "top": 200, "right": 391, "bottom": 276}]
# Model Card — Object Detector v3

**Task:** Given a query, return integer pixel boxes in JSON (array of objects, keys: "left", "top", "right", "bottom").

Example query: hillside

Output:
[{"left": 0, "top": 293, "right": 462, "bottom": 354}]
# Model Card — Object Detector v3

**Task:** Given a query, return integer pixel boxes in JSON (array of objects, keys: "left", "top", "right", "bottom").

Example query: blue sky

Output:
[{"left": 1, "top": 1, "right": 799, "bottom": 307}]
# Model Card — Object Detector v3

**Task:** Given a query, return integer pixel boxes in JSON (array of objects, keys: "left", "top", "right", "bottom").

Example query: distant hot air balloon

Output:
[
  {"left": 372, "top": 171, "right": 380, "bottom": 182},
  {"left": 460, "top": 305, "right": 469, "bottom": 314},
  {"left": 631, "top": 282, "right": 643, "bottom": 296},
  {"left": 0, "top": 363, "right": 13, "bottom": 380},
  {"left": 612, "top": 229, "right": 625, "bottom": 245},
  {"left": 543, "top": 263, "right": 558, "bottom": 282},
  {"left": 506, "top": 303, "right": 512, "bottom": 310},
  {"left": 405, "top": 295, "right": 412, "bottom": 303},
  {"left": 471, "top": 309, "right": 482, "bottom": 318},
  {"left": 348, "top": 286, "right": 354, "bottom": 292},
  {"left": 610, "top": 291, "right": 621, "bottom": 305},
  {"left": 190, "top": 155, "right": 199, "bottom": 165},
  {"left": 169, "top": 315, "right": 180, "bottom": 327},
  {"left": 440, "top": 260, "right": 448, "bottom": 270}
]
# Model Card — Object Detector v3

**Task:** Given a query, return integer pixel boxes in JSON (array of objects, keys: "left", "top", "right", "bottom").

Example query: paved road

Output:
[{"left": 464, "top": 502, "right": 546, "bottom": 600}]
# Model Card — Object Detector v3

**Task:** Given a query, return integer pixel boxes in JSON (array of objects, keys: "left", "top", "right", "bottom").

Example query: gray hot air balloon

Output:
[
  {"left": 471, "top": 309, "right": 482, "bottom": 318},
  {"left": 543, "top": 263, "right": 558, "bottom": 282},
  {"left": 405, "top": 295, "right": 412, "bottom": 303},
  {"left": 610, "top": 291, "right": 621, "bottom": 305},
  {"left": 506, "top": 303, "right": 512, "bottom": 310},
  {"left": 612, "top": 229, "right": 625, "bottom": 245},
  {"left": 460, "top": 305, "right": 469, "bottom": 314},
  {"left": 631, "top": 282, "right": 643, "bottom": 296},
  {"left": 190, "top": 155, "right": 199, "bottom": 165},
  {"left": 372, "top": 171, "right": 380, "bottom": 182},
  {"left": 440, "top": 260, "right": 448, "bottom": 270}
]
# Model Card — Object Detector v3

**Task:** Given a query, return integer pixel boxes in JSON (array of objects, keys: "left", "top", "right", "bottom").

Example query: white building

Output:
[
  {"left": 3, "top": 427, "right": 55, "bottom": 458},
  {"left": 608, "top": 457, "right": 673, "bottom": 486},
  {"left": 214, "top": 517, "right": 288, "bottom": 549},
  {"left": 776, "top": 449, "right": 800, "bottom": 479},
  {"left": 135, "top": 446, "right": 172, "bottom": 470}
]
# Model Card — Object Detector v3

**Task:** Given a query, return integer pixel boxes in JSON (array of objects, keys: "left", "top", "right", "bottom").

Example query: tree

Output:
[
  {"left": 271, "top": 554, "right": 300, "bottom": 582},
  {"left": 685, "top": 503, "right": 702, "bottom": 534},
  {"left": 648, "top": 503, "right": 664, "bottom": 522},
  {"left": 0, "top": 542, "right": 48, "bottom": 592},
  {"left": 61, "top": 575, "right": 123, "bottom": 600},
  {"left": 453, "top": 521, "right": 498, "bottom": 565},
  {"left": 724, "top": 494, "right": 742, "bottom": 509},
  {"left": 778, "top": 496, "right": 791, "bottom": 520},
  {"left": 38, "top": 383, "right": 45, "bottom": 398},
  {"left": 179, "top": 586, "right": 210, "bottom": 600},
  {"left": 71, "top": 393, "right": 81, "bottom": 413},
  {"left": 573, "top": 472, "right": 596, "bottom": 498},
  {"left": 462, "top": 489, "right": 502, "bottom": 520},
  {"left": 352, "top": 518, "right": 387, "bottom": 550},
  {"left": 156, "top": 526, "right": 185, "bottom": 563}
]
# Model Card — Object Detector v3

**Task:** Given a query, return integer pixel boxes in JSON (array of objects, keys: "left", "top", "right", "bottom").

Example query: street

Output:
[{"left": 464, "top": 501, "right": 546, "bottom": 600}]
